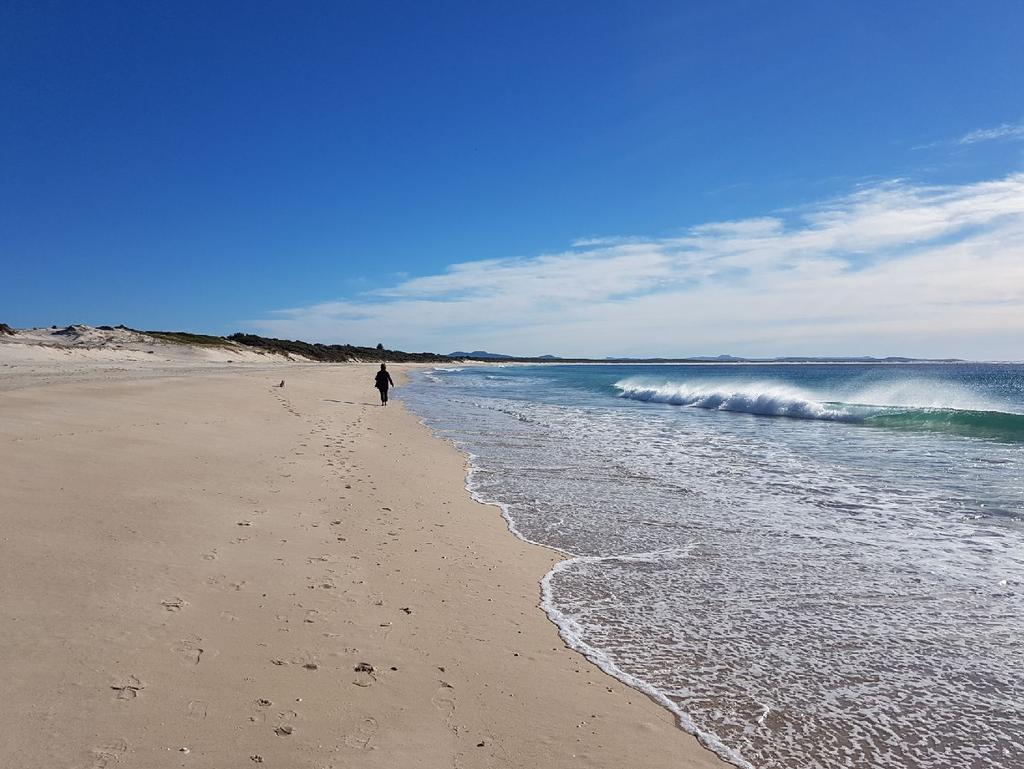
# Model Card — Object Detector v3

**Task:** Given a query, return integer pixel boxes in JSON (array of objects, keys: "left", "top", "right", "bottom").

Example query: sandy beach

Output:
[{"left": 0, "top": 358, "right": 728, "bottom": 768}]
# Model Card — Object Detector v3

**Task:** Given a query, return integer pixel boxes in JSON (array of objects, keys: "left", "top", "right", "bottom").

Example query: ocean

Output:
[{"left": 400, "top": 363, "right": 1024, "bottom": 769}]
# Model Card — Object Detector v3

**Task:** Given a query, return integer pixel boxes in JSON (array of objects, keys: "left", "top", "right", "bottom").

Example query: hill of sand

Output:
[{"left": 0, "top": 324, "right": 307, "bottom": 391}]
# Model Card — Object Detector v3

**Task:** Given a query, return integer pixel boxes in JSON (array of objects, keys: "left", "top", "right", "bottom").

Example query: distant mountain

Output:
[{"left": 449, "top": 350, "right": 515, "bottom": 359}]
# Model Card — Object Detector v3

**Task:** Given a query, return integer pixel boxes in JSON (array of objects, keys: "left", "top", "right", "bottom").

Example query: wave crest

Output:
[
  {"left": 613, "top": 378, "right": 1024, "bottom": 441},
  {"left": 615, "top": 380, "right": 853, "bottom": 420}
]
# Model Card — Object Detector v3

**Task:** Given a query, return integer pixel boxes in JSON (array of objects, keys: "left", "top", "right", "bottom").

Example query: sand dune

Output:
[{"left": 0, "top": 325, "right": 301, "bottom": 392}]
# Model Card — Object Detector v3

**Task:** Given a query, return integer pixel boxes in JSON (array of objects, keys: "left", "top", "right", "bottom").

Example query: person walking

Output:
[{"left": 374, "top": 363, "right": 395, "bottom": 406}]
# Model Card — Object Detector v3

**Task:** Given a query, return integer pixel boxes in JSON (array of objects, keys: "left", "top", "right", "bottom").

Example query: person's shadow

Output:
[{"left": 323, "top": 399, "right": 377, "bottom": 406}]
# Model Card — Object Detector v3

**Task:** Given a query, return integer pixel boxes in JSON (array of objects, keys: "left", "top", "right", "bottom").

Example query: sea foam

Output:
[
  {"left": 614, "top": 377, "right": 1024, "bottom": 441},
  {"left": 614, "top": 378, "right": 852, "bottom": 420}
]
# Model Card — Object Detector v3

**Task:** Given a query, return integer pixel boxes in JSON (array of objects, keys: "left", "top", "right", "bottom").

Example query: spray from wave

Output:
[{"left": 613, "top": 378, "right": 1024, "bottom": 442}]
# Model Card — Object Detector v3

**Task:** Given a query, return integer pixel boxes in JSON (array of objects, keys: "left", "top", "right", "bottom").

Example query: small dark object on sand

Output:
[
  {"left": 278, "top": 380, "right": 285, "bottom": 388},
  {"left": 354, "top": 662, "right": 375, "bottom": 673}
]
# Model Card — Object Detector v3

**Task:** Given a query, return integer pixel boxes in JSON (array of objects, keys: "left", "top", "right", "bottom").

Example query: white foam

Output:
[
  {"left": 614, "top": 375, "right": 1019, "bottom": 419},
  {"left": 615, "top": 378, "right": 853, "bottom": 420},
  {"left": 426, "top": 411, "right": 758, "bottom": 769},
  {"left": 540, "top": 557, "right": 756, "bottom": 769}
]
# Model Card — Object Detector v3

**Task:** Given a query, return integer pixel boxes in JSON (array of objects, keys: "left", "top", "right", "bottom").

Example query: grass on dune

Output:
[{"left": 144, "top": 330, "right": 237, "bottom": 348}]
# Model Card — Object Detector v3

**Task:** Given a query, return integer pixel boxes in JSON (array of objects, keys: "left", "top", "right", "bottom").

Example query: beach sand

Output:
[{"left": 0, "top": 361, "right": 728, "bottom": 768}]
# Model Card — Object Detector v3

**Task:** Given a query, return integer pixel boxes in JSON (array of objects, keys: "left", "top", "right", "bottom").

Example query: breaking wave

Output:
[{"left": 614, "top": 379, "right": 1024, "bottom": 442}]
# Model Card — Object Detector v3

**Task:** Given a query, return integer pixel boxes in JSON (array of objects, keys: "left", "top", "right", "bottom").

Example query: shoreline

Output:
[
  {"left": 407, "top": 370, "right": 752, "bottom": 769},
  {"left": 0, "top": 362, "right": 729, "bottom": 768}
]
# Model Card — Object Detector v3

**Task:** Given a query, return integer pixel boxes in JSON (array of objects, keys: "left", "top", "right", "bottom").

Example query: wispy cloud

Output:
[
  {"left": 914, "top": 120, "right": 1024, "bottom": 150},
  {"left": 958, "top": 121, "right": 1024, "bottom": 145},
  {"left": 247, "top": 174, "right": 1024, "bottom": 359}
]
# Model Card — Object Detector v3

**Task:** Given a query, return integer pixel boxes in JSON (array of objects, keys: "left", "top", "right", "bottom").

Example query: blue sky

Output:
[{"left": 2, "top": 1, "right": 1023, "bottom": 357}]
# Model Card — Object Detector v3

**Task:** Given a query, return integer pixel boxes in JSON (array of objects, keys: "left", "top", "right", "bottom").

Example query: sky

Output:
[{"left": 2, "top": 1, "right": 1023, "bottom": 359}]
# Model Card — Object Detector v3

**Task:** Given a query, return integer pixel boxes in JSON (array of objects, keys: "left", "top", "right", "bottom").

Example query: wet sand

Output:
[{"left": 0, "top": 362, "right": 729, "bottom": 768}]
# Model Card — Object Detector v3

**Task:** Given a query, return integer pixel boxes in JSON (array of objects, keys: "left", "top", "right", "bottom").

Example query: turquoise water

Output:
[{"left": 402, "top": 363, "right": 1024, "bottom": 769}]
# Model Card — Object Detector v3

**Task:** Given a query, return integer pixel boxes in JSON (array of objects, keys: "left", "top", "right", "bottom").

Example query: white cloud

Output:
[
  {"left": 958, "top": 121, "right": 1024, "bottom": 145},
  {"left": 246, "top": 174, "right": 1024, "bottom": 359},
  {"left": 912, "top": 120, "right": 1024, "bottom": 150}
]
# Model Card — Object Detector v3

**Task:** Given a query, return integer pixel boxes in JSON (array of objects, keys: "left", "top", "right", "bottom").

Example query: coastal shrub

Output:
[
  {"left": 144, "top": 330, "right": 236, "bottom": 348},
  {"left": 228, "top": 333, "right": 451, "bottom": 362}
]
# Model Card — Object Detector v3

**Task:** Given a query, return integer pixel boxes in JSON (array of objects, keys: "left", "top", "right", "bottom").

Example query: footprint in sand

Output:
[
  {"left": 174, "top": 635, "right": 205, "bottom": 665},
  {"left": 89, "top": 738, "right": 127, "bottom": 768},
  {"left": 343, "top": 716, "right": 378, "bottom": 750},
  {"left": 431, "top": 682, "right": 457, "bottom": 730},
  {"left": 111, "top": 676, "right": 144, "bottom": 700},
  {"left": 187, "top": 700, "right": 208, "bottom": 720},
  {"left": 272, "top": 709, "right": 299, "bottom": 737},
  {"left": 353, "top": 662, "right": 376, "bottom": 687}
]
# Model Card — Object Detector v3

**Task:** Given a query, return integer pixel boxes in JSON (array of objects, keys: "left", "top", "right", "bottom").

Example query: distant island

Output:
[
  {"left": 449, "top": 350, "right": 563, "bottom": 360},
  {"left": 449, "top": 350, "right": 515, "bottom": 360}
]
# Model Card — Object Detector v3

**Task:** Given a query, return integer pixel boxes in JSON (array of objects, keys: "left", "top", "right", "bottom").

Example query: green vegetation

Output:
[
  {"left": 228, "top": 333, "right": 451, "bottom": 362},
  {"left": 91, "top": 325, "right": 450, "bottom": 361},
  {"left": 144, "top": 330, "right": 236, "bottom": 348}
]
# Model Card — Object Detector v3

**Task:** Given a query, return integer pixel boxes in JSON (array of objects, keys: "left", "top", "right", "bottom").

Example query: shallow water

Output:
[{"left": 403, "top": 363, "right": 1024, "bottom": 769}]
